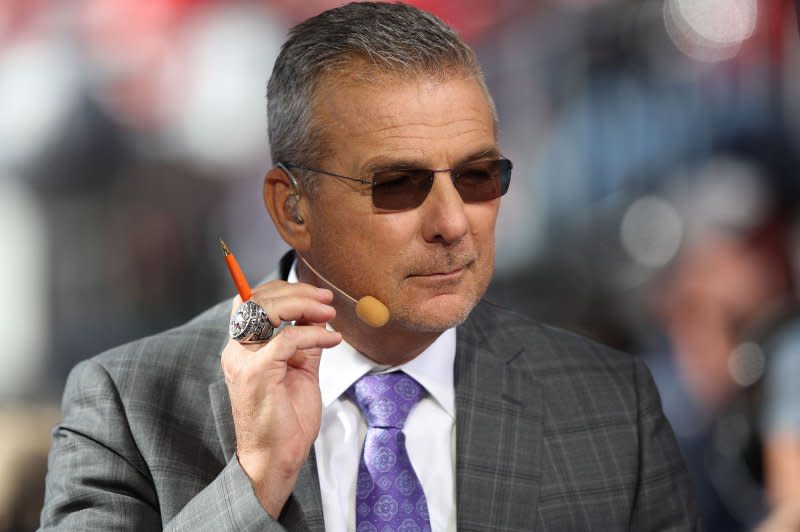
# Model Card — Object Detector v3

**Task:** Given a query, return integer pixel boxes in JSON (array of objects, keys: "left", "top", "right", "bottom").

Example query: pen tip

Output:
[{"left": 219, "top": 238, "right": 231, "bottom": 256}]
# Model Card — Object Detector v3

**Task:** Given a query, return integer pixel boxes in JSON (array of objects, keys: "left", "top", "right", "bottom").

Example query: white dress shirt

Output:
[{"left": 287, "top": 265, "right": 457, "bottom": 532}]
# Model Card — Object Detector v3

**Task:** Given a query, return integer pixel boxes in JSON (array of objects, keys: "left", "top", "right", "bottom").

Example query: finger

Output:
[
  {"left": 254, "top": 295, "right": 336, "bottom": 326},
  {"left": 293, "top": 321, "right": 329, "bottom": 330},
  {"left": 287, "top": 347, "right": 323, "bottom": 373},
  {"left": 258, "top": 325, "right": 341, "bottom": 365},
  {"left": 221, "top": 337, "right": 263, "bottom": 375},
  {"left": 221, "top": 324, "right": 341, "bottom": 371},
  {"left": 251, "top": 280, "right": 333, "bottom": 304},
  {"left": 229, "top": 281, "right": 334, "bottom": 325},
  {"left": 228, "top": 280, "right": 332, "bottom": 314}
]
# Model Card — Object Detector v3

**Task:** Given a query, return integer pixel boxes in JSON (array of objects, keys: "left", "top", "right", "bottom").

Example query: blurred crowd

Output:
[{"left": 1, "top": 0, "right": 799, "bottom": 530}]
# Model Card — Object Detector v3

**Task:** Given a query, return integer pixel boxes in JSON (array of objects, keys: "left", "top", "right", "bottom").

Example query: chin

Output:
[{"left": 394, "top": 293, "right": 478, "bottom": 333}]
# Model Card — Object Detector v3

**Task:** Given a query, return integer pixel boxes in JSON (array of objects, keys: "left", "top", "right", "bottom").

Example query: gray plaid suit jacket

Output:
[{"left": 41, "top": 257, "right": 700, "bottom": 531}]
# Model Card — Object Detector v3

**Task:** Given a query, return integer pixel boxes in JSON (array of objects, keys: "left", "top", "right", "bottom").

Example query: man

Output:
[{"left": 41, "top": 3, "right": 700, "bottom": 530}]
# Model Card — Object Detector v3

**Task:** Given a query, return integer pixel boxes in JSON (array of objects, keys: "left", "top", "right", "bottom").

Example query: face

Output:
[{"left": 301, "top": 73, "right": 501, "bottom": 335}]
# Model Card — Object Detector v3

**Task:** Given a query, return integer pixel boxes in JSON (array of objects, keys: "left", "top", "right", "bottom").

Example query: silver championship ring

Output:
[{"left": 229, "top": 300, "right": 274, "bottom": 344}]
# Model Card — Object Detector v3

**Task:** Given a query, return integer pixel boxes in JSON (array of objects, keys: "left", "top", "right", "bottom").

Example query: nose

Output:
[{"left": 420, "top": 172, "right": 469, "bottom": 245}]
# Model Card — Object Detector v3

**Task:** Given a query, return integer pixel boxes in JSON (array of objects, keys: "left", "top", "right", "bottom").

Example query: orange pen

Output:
[{"left": 219, "top": 239, "right": 252, "bottom": 301}]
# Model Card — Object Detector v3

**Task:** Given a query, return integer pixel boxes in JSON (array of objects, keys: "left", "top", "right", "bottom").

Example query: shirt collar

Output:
[{"left": 288, "top": 261, "right": 456, "bottom": 419}]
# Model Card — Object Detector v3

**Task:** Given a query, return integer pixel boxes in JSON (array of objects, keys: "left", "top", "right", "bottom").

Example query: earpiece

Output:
[
  {"left": 285, "top": 193, "right": 304, "bottom": 224},
  {"left": 282, "top": 165, "right": 305, "bottom": 225}
]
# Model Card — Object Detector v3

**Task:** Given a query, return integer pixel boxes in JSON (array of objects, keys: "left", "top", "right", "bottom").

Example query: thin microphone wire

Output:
[{"left": 297, "top": 255, "right": 359, "bottom": 304}]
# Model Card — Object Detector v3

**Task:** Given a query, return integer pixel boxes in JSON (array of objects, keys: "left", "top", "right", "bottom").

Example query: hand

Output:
[{"left": 220, "top": 280, "right": 341, "bottom": 517}]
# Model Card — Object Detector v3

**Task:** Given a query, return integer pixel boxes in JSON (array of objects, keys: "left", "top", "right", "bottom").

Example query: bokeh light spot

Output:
[{"left": 621, "top": 195, "right": 683, "bottom": 269}]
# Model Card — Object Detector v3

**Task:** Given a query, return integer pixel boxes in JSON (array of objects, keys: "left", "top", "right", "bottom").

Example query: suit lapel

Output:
[
  {"left": 454, "top": 306, "right": 543, "bottom": 531},
  {"left": 208, "top": 378, "right": 237, "bottom": 462}
]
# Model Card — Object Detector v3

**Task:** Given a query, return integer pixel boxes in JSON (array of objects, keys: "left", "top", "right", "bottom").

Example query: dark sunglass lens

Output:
[
  {"left": 371, "top": 169, "right": 433, "bottom": 210},
  {"left": 455, "top": 159, "right": 512, "bottom": 202},
  {"left": 497, "top": 159, "right": 511, "bottom": 195}
]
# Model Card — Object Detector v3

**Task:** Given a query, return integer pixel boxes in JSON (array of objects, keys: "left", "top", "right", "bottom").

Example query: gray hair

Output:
[{"left": 267, "top": 2, "right": 495, "bottom": 193}]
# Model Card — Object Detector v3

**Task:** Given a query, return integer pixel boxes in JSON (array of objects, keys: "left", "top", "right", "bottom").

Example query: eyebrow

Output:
[{"left": 362, "top": 146, "right": 502, "bottom": 175}]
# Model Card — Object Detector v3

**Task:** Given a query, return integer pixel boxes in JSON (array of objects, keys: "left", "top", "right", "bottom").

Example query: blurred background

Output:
[{"left": 1, "top": 0, "right": 799, "bottom": 529}]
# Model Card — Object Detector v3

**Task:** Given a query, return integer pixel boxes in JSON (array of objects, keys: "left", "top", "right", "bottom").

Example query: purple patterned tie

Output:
[{"left": 348, "top": 371, "right": 432, "bottom": 532}]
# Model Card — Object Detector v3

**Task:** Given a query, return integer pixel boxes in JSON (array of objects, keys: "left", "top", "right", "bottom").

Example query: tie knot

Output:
[{"left": 348, "top": 371, "right": 424, "bottom": 429}]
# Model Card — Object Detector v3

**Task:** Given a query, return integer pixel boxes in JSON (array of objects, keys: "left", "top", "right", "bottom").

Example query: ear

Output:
[{"left": 264, "top": 165, "right": 311, "bottom": 252}]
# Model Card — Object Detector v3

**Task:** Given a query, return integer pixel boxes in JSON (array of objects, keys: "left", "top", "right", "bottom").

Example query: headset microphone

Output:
[{"left": 297, "top": 255, "right": 390, "bottom": 328}]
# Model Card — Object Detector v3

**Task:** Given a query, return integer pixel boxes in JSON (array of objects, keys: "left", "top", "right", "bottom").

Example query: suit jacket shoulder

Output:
[
  {"left": 41, "top": 297, "right": 287, "bottom": 531},
  {"left": 453, "top": 299, "right": 701, "bottom": 531},
  {"left": 91, "top": 298, "right": 231, "bottom": 406}
]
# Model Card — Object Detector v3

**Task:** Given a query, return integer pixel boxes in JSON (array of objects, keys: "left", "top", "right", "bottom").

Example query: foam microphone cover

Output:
[{"left": 355, "top": 295, "right": 390, "bottom": 327}]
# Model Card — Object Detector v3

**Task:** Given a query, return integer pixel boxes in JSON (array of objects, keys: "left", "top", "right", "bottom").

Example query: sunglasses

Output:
[{"left": 279, "top": 158, "right": 512, "bottom": 211}]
